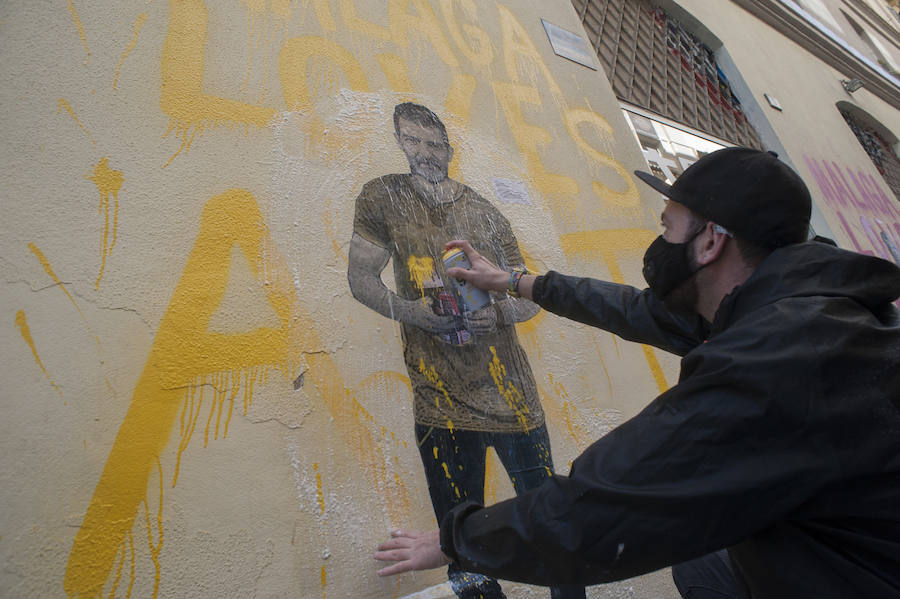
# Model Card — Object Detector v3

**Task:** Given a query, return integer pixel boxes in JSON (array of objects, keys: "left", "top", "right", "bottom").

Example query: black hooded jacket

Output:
[{"left": 439, "top": 241, "right": 900, "bottom": 598}]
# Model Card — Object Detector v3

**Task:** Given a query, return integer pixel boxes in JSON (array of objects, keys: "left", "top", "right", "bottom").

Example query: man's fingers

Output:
[
  {"left": 391, "top": 529, "right": 418, "bottom": 538},
  {"left": 445, "top": 239, "right": 475, "bottom": 255},
  {"left": 374, "top": 548, "right": 409, "bottom": 562},
  {"left": 377, "top": 561, "right": 414, "bottom": 577},
  {"left": 376, "top": 538, "right": 412, "bottom": 551}
]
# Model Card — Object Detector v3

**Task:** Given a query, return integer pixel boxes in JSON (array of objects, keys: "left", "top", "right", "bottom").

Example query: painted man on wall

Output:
[{"left": 347, "top": 103, "right": 583, "bottom": 599}]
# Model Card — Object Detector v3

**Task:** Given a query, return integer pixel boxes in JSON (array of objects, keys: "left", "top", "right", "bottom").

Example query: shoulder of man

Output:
[{"left": 357, "top": 173, "right": 413, "bottom": 197}]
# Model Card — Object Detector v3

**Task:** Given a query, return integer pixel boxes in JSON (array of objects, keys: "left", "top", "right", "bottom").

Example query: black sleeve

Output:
[
  {"left": 439, "top": 322, "right": 829, "bottom": 586},
  {"left": 531, "top": 271, "right": 708, "bottom": 356}
]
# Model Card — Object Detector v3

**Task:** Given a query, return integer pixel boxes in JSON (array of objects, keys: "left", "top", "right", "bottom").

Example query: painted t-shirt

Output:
[{"left": 352, "top": 174, "right": 543, "bottom": 433}]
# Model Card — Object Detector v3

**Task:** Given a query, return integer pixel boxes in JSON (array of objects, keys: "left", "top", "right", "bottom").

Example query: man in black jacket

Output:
[{"left": 374, "top": 148, "right": 900, "bottom": 598}]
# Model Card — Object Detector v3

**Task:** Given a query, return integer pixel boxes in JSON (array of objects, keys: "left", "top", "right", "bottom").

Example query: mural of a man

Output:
[{"left": 348, "top": 103, "right": 583, "bottom": 599}]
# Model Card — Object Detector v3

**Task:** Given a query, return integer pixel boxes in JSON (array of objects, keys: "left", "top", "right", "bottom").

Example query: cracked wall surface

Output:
[{"left": 1, "top": 2, "right": 678, "bottom": 597}]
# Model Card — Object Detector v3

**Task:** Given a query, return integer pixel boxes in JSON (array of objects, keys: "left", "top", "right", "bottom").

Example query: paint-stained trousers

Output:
[{"left": 415, "top": 424, "right": 586, "bottom": 599}]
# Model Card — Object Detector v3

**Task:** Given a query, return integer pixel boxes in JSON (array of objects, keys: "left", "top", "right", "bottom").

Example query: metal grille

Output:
[
  {"left": 572, "top": 0, "right": 763, "bottom": 148},
  {"left": 841, "top": 109, "right": 900, "bottom": 201}
]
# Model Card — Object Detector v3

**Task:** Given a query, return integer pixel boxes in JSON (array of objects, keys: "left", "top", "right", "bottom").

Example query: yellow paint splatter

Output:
[
  {"left": 418, "top": 358, "right": 453, "bottom": 408},
  {"left": 14, "top": 310, "right": 62, "bottom": 396},
  {"left": 407, "top": 256, "right": 435, "bottom": 307},
  {"left": 67, "top": 0, "right": 90, "bottom": 64},
  {"left": 87, "top": 158, "right": 125, "bottom": 289},
  {"left": 321, "top": 564, "right": 327, "bottom": 598},
  {"left": 57, "top": 98, "right": 95, "bottom": 145},
  {"left": 488, "top": 346, "right": 530, "bottom": 431},
  {"left": 27, "top": 242, "right": 103, "bottom": 353},
  {"left": 114, "top": 13, "right": 149, "bottom": 90}
]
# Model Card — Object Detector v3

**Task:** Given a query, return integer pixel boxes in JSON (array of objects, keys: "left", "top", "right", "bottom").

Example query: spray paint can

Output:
[{"left": 442, "top": 248, "right": 493, "bottom": 313}]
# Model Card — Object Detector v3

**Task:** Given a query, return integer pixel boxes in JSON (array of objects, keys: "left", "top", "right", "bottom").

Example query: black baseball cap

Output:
[{"left": 634, "top": 147, "right": 812, "bottom": 248}]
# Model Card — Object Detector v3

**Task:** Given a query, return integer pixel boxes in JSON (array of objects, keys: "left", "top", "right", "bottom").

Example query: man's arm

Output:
[
  {"left": 445, "top": 240, "right": 706, "bottom": 355},
  {"left": 348, "top": 233, "right": 459, "bottom": 334},
  {"left": 377, "top": 327, "right": 828, "bottom": 585}
]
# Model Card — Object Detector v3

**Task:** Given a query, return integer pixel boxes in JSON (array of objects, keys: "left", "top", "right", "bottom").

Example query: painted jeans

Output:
[{"left": 415, "top": 424, "right": 586, "bottom": 599}]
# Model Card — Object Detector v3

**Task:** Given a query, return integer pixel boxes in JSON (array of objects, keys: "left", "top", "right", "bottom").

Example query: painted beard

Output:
[{"left": 411, "top": 159, "right": 447, "bottom": 184}]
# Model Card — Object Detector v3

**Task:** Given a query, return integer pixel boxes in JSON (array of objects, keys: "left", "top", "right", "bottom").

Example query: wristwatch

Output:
[{"left": 507, "top": 267, "right": 527, "bottom": 298}]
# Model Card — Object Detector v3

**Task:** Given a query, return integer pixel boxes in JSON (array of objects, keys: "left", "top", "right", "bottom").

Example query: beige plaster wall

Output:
[
  {"left": 1, "top": 1, "right": 680, "bottom": 597},
  {"left": 674, "top": 0, "right": 900, "bottom": 262}
]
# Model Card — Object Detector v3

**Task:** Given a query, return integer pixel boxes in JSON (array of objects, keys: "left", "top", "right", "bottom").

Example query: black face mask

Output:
[{"left": 642, "top": 228, "right": 703, "bottom": 299}]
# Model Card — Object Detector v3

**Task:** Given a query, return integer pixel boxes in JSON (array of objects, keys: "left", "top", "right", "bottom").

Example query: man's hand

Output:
[
  {"left": 375, "top": 529, "right": 452, "bottom": 577},
  {"left": 445, "top": 240, "right": 510, "bottom": 292}
]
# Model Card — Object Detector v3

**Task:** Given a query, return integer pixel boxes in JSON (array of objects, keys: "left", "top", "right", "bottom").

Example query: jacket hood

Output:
[{"left": 713, "top": 241, "right": 900, "bottom": 332}]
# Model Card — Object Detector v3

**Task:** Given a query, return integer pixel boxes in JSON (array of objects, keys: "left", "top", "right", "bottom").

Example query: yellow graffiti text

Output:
[
  {"left": 66, "top": 189, "right": 411, "bottom": 595},
  {"left": 497, "top": 4, "right": 562, "bottom": 100},
  {"left": 388, "top": 0, "right": 460, "bottom": 69},
  {"left": 564, "top": 108, "right": 640, "bottom": 217},
  {"left": 161, "top": 0, "right": 277, "bottom": 166},
  {"left": 493, "top": 81, "right": 578, "bottom": 211},
  {"left": 439, "top": 0, "right": 493, "bottom": 67}
]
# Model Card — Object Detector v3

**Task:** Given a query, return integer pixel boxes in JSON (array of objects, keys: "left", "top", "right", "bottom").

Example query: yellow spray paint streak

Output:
[
  {"left": 142, "top": 457, "right": 163, "bottom": 599},
  {"left": 488, "top": 346, "right": 530, "bottom": 431},
  {"left": 65, "top": 190, "right": 410, "bottom": 596},
  {"left": 87, "top": 158, "right": 125, "bottom": 289},
  {"left": 560, "top": 230, "right": 669, "bottom": 393},
  {"left": 114, "top": 13, "right": 149, "bottom": 90},
  {"left": 57, "top": 99, "right": 95, "bottom": 145},
  {"left": 407, "top": 256, "right": 435, "bottom": 308},
  {"left": 418, "top": 357, "right": 453, "bottom": 408},
  {"left": 314, "top": 462, "right": 327, "bottom": 599},
  {"left": 14, "top": 310, "right": 62, "bottom": 396},
  {"left": 67, "top": 0, "right": 90, "bottom": 64},
  {"left": 27, "top": 242, "right": 102, "bottom": 352}
]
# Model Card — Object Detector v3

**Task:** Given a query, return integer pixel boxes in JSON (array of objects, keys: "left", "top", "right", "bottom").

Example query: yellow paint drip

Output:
[
  {"left": 114, "top": 13, "right": 149, "bottom": 90},
  {"left": 321, "top": 564, "right": 327, "bottom": 597},
  {"left": 67, "top": 0, "right": 90, "bottom": 64},
  {"left": 15, "top": 310, "right": 62, "bottom": 396},
  {"left": 488, "top": 346, "right": 529, "bottom": 431},
  {"left": 143, "top": 457, "right": 163, "bottom": 599},
  {"left": 87, "top": 158, "right": 125, "bottom": 289},
  {"left": 57, "top": 98, "right": 95, "bottom": 145},
  {"left": 314, "top": 462, "right": 326, "bottom": 516}
]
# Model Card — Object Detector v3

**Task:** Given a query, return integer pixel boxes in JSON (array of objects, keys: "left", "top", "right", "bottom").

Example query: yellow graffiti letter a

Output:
[{"left": 65, "top": 189, "right": 298, "bottom": 597}]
